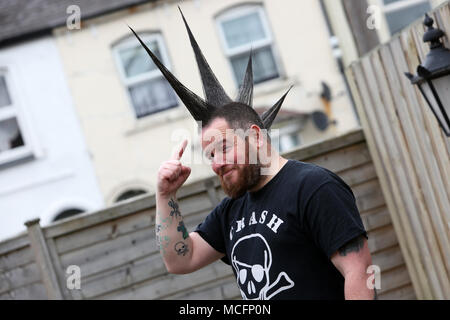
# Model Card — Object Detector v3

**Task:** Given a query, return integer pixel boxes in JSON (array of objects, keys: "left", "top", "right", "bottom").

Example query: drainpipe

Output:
[{"left": 318, "top": 0, "right": 360, "bottom": 125}]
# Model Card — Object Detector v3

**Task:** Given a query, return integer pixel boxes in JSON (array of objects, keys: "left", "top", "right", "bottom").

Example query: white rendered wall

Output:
[{"left": 0, "top": 36, "right": 104, "bottom": 241}]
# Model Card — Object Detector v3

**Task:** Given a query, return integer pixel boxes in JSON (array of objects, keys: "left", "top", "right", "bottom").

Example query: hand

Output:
[{"left": 157, "top": 139, "right": 191, "bottom": 197}]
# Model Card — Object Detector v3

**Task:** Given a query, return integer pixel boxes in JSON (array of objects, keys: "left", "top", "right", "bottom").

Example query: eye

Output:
[
  {"left": 251, "top": 264, "right": 264, "bottom": 282},
  {"left": 239, "top": 269, "right": 247, "bottom": 284},
  {"left": 203, "top": 148, "right": 214, "bottom": 160}
]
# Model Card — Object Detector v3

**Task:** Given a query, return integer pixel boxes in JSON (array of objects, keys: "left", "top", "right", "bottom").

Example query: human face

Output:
[{"left": 201, "top": 118, "right": 261, "bottom": 199}]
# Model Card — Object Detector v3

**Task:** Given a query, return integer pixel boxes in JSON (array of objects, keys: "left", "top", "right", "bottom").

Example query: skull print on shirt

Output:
[{"left": 231, "top": 233, "right": 294, "bottom": 300}]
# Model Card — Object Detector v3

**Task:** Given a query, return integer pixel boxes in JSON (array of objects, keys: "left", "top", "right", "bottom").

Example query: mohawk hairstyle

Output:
[
  {"left": 205, "top": 102, "right": 265, "bottom": 131},
  {"left": 128, "top": 7, "right": 291, "bottom": 129}
]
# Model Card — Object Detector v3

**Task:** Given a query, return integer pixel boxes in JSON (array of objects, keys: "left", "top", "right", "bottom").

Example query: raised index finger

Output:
[{"left": 171, "top": 139, "right": 188, "bottom": 161}]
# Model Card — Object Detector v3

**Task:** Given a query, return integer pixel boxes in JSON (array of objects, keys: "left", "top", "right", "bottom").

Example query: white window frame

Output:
[
  {"left": 0, "top": 68, "right": 33, "bottom": 166},
  {"left": 215, "top": 5, "right": 281, "bottom": 86},
  {"left": 112, "top": 32, "right": 178, "bottom": 119}
]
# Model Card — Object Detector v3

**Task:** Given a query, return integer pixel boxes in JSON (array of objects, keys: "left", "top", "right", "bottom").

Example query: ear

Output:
[{"left": 249, "top": 124, "right": 264, "bottom": 148}]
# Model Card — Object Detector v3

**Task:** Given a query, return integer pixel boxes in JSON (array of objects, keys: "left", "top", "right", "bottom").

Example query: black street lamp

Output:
[{"left": 405, "top": 14, "right": 450, "bottom": 137}]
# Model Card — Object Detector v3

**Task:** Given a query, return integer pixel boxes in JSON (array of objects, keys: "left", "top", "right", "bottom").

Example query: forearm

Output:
[
  {"left": 156, "top": 192, "right": 193, "bottom": 272},
  {"left": 344, "top": 271, "right": 376, "bottom": 300}
]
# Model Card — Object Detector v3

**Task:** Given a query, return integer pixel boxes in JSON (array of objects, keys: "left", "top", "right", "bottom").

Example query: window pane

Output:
[
  {"left": 222, "top": 11, "right": 266, "bottom": 49},
  {"left": 385, "top": 2, "right": 431, "bottom": 34},
  {"left": 431, "top": 77, "right": 450, "bottom": 125},
  {"left": 128, "top": 77, "right": 178, "bottom": 118},
  {"left": 0, "top": 117, "right": 24, "bottom": 153},
  {"left": 118, "top": 40, "right": 162, "bottom": 78},
  {"left": 280, "top": 133, "right": 299, "bottom": 153},
  {"left": 231, "top": 47, "right": 279, "bottom": 85},
  {"left": 0, "top": 75, "right": 12, "bottom": 108},
  {"left": 383, "top": 0, "right": 404, "bottom": 5},
  {"left": 420, "top": 78, "right": 450, "bottom": 134},
  {"left": 53, "top": 209, "right": 84, "bottom": 222},
  {"left": 116, "top": 189, "right": 147, "bottom": 202}
]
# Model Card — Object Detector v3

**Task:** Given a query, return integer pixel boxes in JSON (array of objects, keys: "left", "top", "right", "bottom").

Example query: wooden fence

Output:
[
  {"left": 0, "top": 128, "right": 416, "bottom": 299},
  {"left": 345, "top": 2, "right": 450, "bottom": 300}
]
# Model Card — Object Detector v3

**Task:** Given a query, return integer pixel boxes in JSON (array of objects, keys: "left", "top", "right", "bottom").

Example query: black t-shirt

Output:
[{"left": 194, "top": 159, "right": 368, "bottom": 300}]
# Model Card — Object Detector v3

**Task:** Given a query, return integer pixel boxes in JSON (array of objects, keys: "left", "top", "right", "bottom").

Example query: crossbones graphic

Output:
[{"left": 231, "top": 234, "right": 294, "bottom": 300}]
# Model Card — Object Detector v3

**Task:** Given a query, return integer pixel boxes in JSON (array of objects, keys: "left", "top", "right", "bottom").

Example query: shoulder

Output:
[
  {"left": 285, "top": 159, "right": 354, "bottom": 203},
  {"left": 210, "top": 196, "right": 240, "bottom": 218},
  {"left": 197, "top": 197, "right": 233, "bottom": 232},
  {"left": 285, "top": 159, "right": 335, "bottom": 187},
  {"left": 212, "top": 197, "right": 232, "bottom": 214},
  {"left": 220, "top": 196, "right": 234, "bottom": 208}
]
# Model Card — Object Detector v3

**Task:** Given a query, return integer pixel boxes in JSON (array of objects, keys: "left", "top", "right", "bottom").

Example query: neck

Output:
[{"left": 248, "top": 155, "right": 288, "bottom": 193}]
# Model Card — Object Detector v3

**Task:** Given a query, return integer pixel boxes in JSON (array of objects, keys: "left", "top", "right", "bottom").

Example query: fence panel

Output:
[{"left": 346, "top": 2, "right": 450, "bottom": 300}]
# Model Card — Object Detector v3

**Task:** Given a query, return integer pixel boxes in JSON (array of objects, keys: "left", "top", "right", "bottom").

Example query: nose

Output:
[
  {"left": 247, "top": 280, "right": 256, "bottom": 295},
  {"left": 211, "top": 160, "right": 227, "bottom": 176}
]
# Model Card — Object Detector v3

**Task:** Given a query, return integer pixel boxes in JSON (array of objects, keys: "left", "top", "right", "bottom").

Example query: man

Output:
[{"left": 131, "top": 8, "right": 376, "bottom": 300}]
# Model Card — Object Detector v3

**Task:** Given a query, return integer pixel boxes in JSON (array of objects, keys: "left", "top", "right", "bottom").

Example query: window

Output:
[
  {"left": 382, "top": 0, "right": 431, "bottom": 34},
  {"left": 113, "top": 33, "right": 178, "bottom": 118},
  {"left": 115, "top": 189, "right": 147, "bottom": 202},
  {"left": 53, "top": 208, "right": 84, "bottom": 222},
  {"left": 0, "top": 71, "right": 32, "bottom": 165},
  {"left": 217, "top": 6, "right": 280, "bottom": 86},
  {"left": 270, "top": 121, "right": 303, "bottom": 153},
  {"left": 279, "top": 132, "right": 300, "bottom": 153}
]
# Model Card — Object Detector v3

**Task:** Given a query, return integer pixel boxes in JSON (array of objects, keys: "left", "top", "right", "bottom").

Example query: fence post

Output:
[{"left": 24, "top": 218, "right": 63, "bottom": 300}]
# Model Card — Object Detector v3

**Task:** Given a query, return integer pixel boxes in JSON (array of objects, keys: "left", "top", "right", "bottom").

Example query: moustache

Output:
[{"left": 219, "top": 165, "right": 238, "bottom": 177}]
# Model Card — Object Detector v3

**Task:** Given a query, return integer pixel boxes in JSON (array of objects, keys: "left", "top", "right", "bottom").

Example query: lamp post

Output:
[{"left": 405, "top": 14, "right": 450, "bottom": 137}]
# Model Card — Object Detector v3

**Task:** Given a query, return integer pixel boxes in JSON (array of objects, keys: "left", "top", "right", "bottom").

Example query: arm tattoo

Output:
[
  {"left": 174, "top": 241, "right": 189, "bottom": 256},
  {"left": 177, "top": 221, "right": 189, "bottom": 239},
  {"left": 155, "top": 217, "right": 172, "bottom": 253},
  {"left": 156, "top": 217, "right": 172, "bottom": 233},
  {"left": 157, "top": 235, "right": 171, "bottom": 256},
  {"left": 168, "top": 198, "right": 181, "bottom": 219},
  {"left": 155, "top": 224, "right": 162, "bottom": 249},
  {"left": 338, "top": 235, "right": 365, "bottom": 256},
  {"left": 155, "top": 217, "right": 171, "bottom": 244}
]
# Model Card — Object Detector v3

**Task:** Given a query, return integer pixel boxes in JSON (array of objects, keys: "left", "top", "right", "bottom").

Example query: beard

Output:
[{"left": 219, "top": 163, "right": 262, "bottom": 199}]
